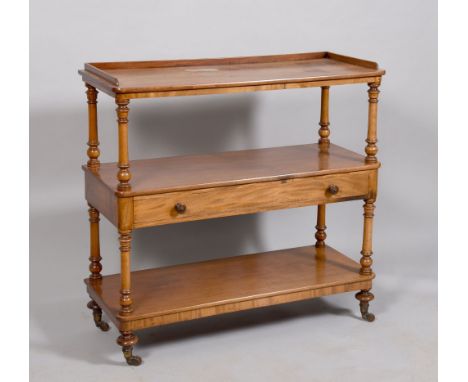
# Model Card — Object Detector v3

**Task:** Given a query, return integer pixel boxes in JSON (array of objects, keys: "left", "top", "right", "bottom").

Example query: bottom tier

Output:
[{"left": 85, "top": 245, "right": 373, "bottom": 331}]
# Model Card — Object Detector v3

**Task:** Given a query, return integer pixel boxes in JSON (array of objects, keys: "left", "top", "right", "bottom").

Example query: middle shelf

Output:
[{"left": 84, "top": 143, "right": 379, "bottom": 229}]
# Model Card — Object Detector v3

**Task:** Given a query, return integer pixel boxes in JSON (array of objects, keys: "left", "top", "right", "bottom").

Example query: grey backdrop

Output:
[{"left": 30, "top": 1, "right": 437, "bottom": 381}]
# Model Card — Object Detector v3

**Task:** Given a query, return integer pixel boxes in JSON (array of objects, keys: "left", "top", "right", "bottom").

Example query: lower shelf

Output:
[{"left": 85, "top": 245, "right": 373, "bottom": 331}]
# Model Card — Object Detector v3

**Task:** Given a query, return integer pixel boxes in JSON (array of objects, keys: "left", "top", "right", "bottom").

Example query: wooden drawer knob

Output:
[
  {"left": 327, "top": 184, "right": 339, "bottom": 195},
  {"left": 174, "top": 203, "right": 186, "bottom": 214}
]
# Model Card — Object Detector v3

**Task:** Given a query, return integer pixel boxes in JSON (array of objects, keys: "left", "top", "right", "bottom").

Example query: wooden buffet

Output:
[{"left": 78, "top": 51, "right": 385, "bottom": 366}]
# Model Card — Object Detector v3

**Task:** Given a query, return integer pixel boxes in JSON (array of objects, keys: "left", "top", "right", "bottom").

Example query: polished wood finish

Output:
[
  {"left": 315, "top": 85, "right": 331, "bottom": 247},
  {"left": 87, "top": 205, "right": 102, "bottom": 280},
  {"left": 85, "top": 85, "right": 100, "bottom": 169},
  {"left": 85, "top": 171, "right": 118, "bottom": 226},
  {"left": 83, "top": 143, "right": 379, "bottom": 198},
  {"left": 119, "top": 230, "right": 133, "bottom": 315},
  {"left": 82, "top": 143, "right": 378, "bottom": 229},
  {"left": 318, "top": 86, "right": 330, "bottom": 147},
  {"left": 133, "top": 169, "right": 371, "bottom": 229},
  {"left": 85, "top": 245, "right": 373, "bottom": 331},
  {"left": 315, "top": 205, "right": 327, "bottom": 248},
  {"left": 359, "top": 199, "right": 375, "bottom": 276},
  {"left": 79, "top": 52, "right": 384, "bottom": 365},
  {"left": 116, "top": 99, "right": 131, "bottom": 191},
  {"left": 118, "top": 77, "right": 382, "bottom": 100},
  {"left": 79, "top": 52, "right": 385, "bottom": 98},
  {"left": 365, "top": 80, "right": 380, "bottom": 163}
]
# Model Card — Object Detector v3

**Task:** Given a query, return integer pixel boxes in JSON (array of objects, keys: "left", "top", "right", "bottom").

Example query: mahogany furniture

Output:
[{"left": 78, "top": 51, "right": 385, "bottom": 366}]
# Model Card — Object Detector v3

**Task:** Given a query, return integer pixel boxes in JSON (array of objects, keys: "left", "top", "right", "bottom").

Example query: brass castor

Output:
[
  {"left": 96, "top": 320, "right": 110, "bottom": 331},
  {"left": 355, "top": 290, "right": 376, "bottom": 322},
  {"left": 123, "top": 346, "right": 142, "bottom": 366},
  {"left": 361, "top": 311, "right": 375, "bottom": 322},
  {"left": 117, "top": 331, "right": 142, "bottom": 366},
  {"left": 87, "top": 300, "right": 110, "bottom": 332}
]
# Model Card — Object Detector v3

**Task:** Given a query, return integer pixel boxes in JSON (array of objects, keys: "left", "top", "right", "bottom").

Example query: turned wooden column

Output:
[
  {"left": 315, "top": 205, "right": 327, "bottom": 248},
  {"left": 315, "top": 86, "right": 330, "bottom": 248},
  {"left": 85, "top": 84, "right": 100, "bottom": 169},
  {"left": 88, "top": 205, "right": 102, "bottom": 280},
  {"left": 355, "top": 81, "right": 381, "bottom": 321},
  {"left": 87, "top": 204, "right": 111, "bottom": 331},
  {"left": 365, "top": 81, "right": 380, "bottom": 163},
  {"left": 116, "top": 99, "right": 131, "bottom": 191},
  {"left": 119, "top": 230, "right": 133, "bottom": 315},
  {"left": 355, "top": 198, "right": 376, "bottom": 322},
  {"left": 359, "top": 199, "right": 375, "bottom": 276},
  {"left": 318, "top": 86, "right": 330, "bottom": 147}
]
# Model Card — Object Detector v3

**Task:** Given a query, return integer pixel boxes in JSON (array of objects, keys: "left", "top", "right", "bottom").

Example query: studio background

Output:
[{"left": 30, "top": 1, "right": 437, "bottom": 381}]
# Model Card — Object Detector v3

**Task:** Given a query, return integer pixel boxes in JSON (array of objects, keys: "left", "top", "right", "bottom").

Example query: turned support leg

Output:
[
  {"left": 117, "top": 331, "right": 142, "bottom": 366},
  {"left": 86, "top": 206, "right": 109, "bottom": 330},
  {"left": 85, "top": 84, "right": 100, "bottom": 169},
  {"left": 87, "top": 300, "right": 110, "bottom": 331},
  {"left": 315, "top": 205, "right": 327, "bottom": 247},
  {"left": 88, "top": 205, "right": 102, "bottom": 280},
  {"left": 356, "top": 199, "right": 376, "bottom": 321},
  {"left": 315, "top": 86, "right": 330, "bottom": 248},
  {"left": 119, "top": 230, "right": 133, "bottom": 315},
  {"left": 116, "top": 98, "right": 131, "bottom": 191},
  {"left": 360, "top": 199, "right": 375, "bottom": 276},
  {"left": 365, "top": 81, "right": 380, "bottom": 163},
  {"left": 355, "top": 80, "right": 380, "bottom": 320},
  {"left": 318, "top": 86, "right": 330, "bottom": 147}
]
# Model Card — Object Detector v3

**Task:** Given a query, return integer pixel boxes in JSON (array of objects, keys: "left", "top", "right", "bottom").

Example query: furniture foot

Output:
[
  {"left": 355, "top": 290, "right": 375, "bottom": 322},
  {"left": 87, "top": 300, "right": 110, "bottom": 331},
  {"left": 117, "top": 331, "right": 142, "bottom": 366}
]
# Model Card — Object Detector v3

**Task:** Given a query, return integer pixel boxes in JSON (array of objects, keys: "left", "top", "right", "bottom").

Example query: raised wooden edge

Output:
[
  {"left": 84, "top": 63, "right": 120, "bottom": 85},
  {"left": 78, "top": 51, "right": 385, "bottom": 98},
  {"left": 89, "top": 51, "right": 328, "bottom": 70},
  {"left": 79, "top": 69, "right": 118, "bottom": 97},
  {"left": 326, "top": 52, "right": 382, "bottom": 70}
]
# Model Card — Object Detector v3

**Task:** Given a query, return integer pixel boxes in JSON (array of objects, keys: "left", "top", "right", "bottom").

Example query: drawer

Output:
[{"left": 133, "top": 170, "right": 372, "bottom": 228}]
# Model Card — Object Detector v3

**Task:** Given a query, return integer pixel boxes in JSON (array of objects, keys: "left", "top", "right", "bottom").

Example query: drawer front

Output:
[{"left": 133, "top": 171, "right": 372, "bottom": 228}]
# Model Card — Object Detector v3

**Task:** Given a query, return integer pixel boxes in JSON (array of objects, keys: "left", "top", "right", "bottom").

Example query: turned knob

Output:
[
  {"left": 327, "top": 184, "right": 339, "bottom": 195},
  {"left": 174, "top": 203, "right": 186, "bottom": 214}
]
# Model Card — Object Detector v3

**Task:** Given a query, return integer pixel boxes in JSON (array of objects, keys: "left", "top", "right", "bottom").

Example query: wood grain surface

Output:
[
  {"left": 79, "top": 52, "right": 385, "bottom": 97},
  {"left": 83, "top": 143, "right": 379, "bottom": 198},
  {"left": 80, "top": 51, "right": 384, "bottom": 364},
  {"left": 85, "top": 245, "right": 374, "bottom": 331},
  {"left": 133, "top": 170, "right": 371, "bottom": 228}
]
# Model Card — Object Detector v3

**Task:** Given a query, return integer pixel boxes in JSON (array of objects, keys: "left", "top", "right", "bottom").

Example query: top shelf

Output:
[{"left": 79, "top": 51, "right": 385, "bottom": 99}]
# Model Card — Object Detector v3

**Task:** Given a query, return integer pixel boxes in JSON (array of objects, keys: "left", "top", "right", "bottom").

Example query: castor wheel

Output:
[
  {"left": 362, "top": 312, "right": 375, "bottom": 322},
  {"left": 118, "top": 332, "right": 143, "bottom": 366},
  {"left": 96, "top": 320, "right": 110, "bottom": 331},
  {"left": 355, "top": 290, "right": 375, "bottom": 323},
  {"left": 125, "top": 353, "right": 142, "bottom": 366},
  {"left": 87, "top": 300, "right": 111, "bottom": 332}
]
